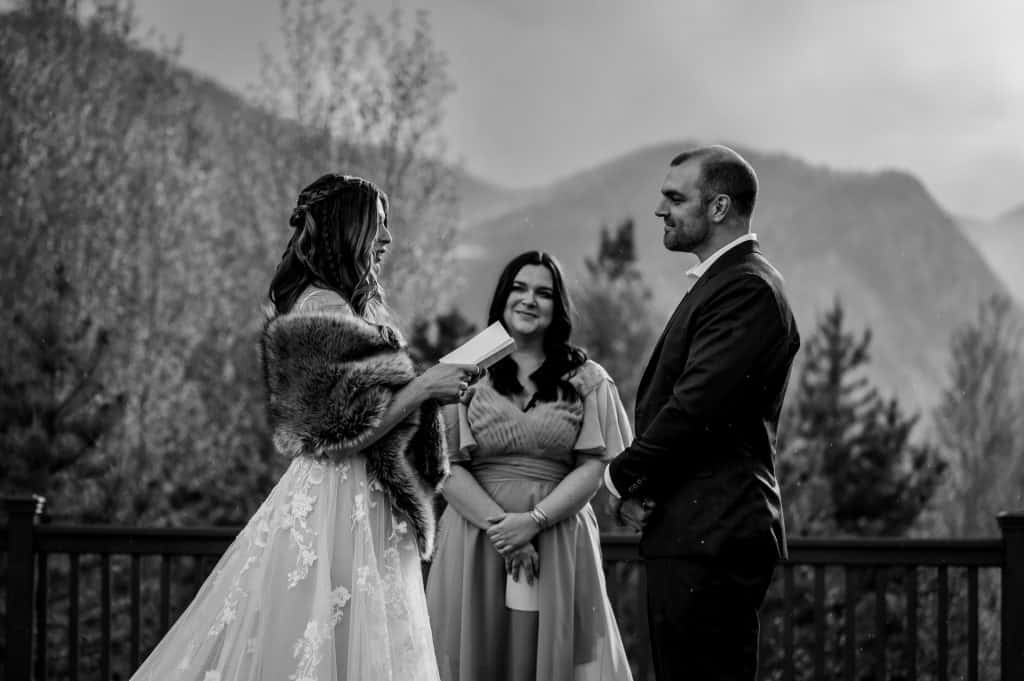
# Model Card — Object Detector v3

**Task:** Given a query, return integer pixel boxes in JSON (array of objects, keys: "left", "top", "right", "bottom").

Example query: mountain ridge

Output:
[
  {"left": 959, "top": 205, "right": 1024, "bottom": 305},
  {"left": 450, "top": 141, "right": 1012, "bottom": 413},
  {"left": 6, "top": 7, "right": 1009, "bottom": 414}
]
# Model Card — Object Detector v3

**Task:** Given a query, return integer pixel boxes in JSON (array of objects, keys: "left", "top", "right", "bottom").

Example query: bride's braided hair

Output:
[{"left": 269, "top": 174, "right": 389, "bottom": 316}]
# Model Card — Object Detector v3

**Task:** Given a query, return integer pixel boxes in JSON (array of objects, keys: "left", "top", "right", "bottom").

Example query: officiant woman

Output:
[{"left": 426, "top": 251, "right": 635, "bottom": 681}]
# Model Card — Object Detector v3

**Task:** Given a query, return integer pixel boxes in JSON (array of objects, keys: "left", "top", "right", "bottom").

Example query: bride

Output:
[{"left": 130, "top": 174, "right": 475, "bottom": 681}]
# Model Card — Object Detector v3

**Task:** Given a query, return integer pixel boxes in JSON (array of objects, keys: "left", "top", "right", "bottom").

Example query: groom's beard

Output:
[{"left": 663, "top": 219, "right": 709, "bottom": 253}]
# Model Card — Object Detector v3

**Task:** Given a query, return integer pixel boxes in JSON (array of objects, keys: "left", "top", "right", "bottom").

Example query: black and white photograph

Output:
[{"left": 1, "top": 1, "right": 1022, "bottom": 679}]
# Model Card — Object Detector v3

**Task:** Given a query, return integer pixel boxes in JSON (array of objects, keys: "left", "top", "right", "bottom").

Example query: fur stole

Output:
[{"left": 259, "top": 310, "right": 448, "bottom": 558}]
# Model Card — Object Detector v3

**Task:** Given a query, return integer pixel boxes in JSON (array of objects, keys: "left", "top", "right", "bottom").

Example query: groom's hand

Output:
[{"left": 613, "top": 497, "right": 655, "bottom": 532}]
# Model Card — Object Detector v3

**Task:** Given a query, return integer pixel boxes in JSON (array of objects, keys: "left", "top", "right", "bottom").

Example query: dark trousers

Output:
[{"left": 645, "top": 555, "right": 775, "bottom": 681}]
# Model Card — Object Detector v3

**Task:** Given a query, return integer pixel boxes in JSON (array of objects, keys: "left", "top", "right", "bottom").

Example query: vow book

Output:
[
  {"left": 505, "top": 573, "right": 540, "bottom": 611},
  {"left": 439, "top": 322, "right": 516, "bottom": 369}
]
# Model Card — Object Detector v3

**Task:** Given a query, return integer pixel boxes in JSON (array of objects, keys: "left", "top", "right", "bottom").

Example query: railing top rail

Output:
[
  {"left": 0, "top": 523, "right": 1007, "bottom": 565},
  {"left": 606, "top": 532, "right": 1004, "bottom": 566},
  {"left": 786, "top": 539, "right": 1003, "bottom": 566},
  {"left": 34, "top": 524, "right": 241, "bottom": 556},
  {"left": 36, "top": 524, "right": 241, "bottom": 539}
]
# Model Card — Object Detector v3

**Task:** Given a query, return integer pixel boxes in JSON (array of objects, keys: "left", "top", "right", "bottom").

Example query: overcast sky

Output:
[{"left": 131, "top": 0, "right": 1024, "bottom": 219}]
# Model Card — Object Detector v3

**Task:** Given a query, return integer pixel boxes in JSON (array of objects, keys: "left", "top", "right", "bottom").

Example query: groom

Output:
[{"left": 606, "top": 145, "right": 800, "bottom": 680}]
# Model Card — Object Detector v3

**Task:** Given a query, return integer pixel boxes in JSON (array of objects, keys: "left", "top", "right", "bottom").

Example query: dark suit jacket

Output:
[{"left": 609, "top": 240, "right": 800, "bottom": 560}]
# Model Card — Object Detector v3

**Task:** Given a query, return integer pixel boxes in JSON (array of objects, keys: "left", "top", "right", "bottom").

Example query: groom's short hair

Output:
[{"left": 671, "top": 145, "right": 758, "bottom": 218}]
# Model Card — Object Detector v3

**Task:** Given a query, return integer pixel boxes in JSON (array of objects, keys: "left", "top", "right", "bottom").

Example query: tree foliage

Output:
[
  {"left": 763, "top": 298, "right": 952, "bottom": 680},
  {"left": 408, "top": 307, "right": 478, "bottom": 364},
  {"left": 779, "top": 298, "right": 944, "bottom": 537},
  {"left": 0, "top": 264, "right": 126, "bottom": 505},
  {"left": 0, "top": 0, "right": 461, "bottom": 527},
  {"left": 573, "top": 218, "right": 658, "bottom": 414},
  {"left": 1, "top": 0, "right": 462, "bottom": 674},
  {"left": 232, "top": 0, "right": 460, "bottom": 322},
  {"left": 932, "top": 294, "right": 1024, "bottom": 536},
  {"left": 0, "top": 0, "right": 235, "bottom": 524}
]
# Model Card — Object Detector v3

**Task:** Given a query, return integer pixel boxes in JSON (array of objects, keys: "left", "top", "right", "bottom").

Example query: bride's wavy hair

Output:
[
  {"left": 268, "top": 174, "right": 388, "bottom": 316},
  {"left": 487, "top": 251, "right": 587, "bottom": 405}
]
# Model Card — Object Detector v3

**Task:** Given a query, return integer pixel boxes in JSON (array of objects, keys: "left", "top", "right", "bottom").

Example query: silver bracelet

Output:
[{"left": 529, "top": 506, "right": 550, "bottom": 529}]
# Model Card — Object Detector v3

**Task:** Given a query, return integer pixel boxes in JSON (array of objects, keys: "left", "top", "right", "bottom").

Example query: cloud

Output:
[{"left": 133, "top": 0, "right": 1024, "bottom": 218}]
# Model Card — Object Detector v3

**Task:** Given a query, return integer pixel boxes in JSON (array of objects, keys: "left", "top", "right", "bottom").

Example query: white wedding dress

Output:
[{"left": 131, "top": 291, "right": 440, "bottom": 681}]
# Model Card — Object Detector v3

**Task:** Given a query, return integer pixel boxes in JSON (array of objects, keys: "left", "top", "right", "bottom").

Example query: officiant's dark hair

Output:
[
  {"left": 487, "top": 251, "right": 587, "bottom": 405},
  {"left": 671, "top": 145, "right": 758, "bottom": 218},
  {"left": 268, "top": 174, "right": 389, "bottom": 316}
]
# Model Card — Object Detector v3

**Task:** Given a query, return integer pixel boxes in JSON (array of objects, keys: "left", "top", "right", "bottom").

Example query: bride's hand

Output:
[{"left": 415, "top": 363, "right": 480, "bottom": 404}]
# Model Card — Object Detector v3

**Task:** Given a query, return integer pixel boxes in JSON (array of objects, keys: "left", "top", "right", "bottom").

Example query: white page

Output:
[{"left": 439, "top": 321, "right": 516, "bottom": 369}]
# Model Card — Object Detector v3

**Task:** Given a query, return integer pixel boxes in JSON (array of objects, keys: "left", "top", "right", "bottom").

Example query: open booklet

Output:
[{"left": 439, "top": 321, "right": 516, "bottom": 369}]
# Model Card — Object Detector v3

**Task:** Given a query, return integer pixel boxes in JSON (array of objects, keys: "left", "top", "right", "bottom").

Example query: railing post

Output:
[
  {"left": 5, "top": 495, "right": 46, "bottom": 681},
  {"left": 999, "top": 512, "right": 1024, "bottom": 681}
]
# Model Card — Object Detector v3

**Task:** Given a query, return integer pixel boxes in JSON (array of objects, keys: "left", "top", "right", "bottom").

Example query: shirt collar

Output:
[{"left": 685, "top": 232, "right": 757, "bottom": 281}]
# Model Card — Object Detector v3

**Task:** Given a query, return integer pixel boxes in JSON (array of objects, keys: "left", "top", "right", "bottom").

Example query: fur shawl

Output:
[{"left": 260, "top": 310, "right": 448, "bottom": 558}]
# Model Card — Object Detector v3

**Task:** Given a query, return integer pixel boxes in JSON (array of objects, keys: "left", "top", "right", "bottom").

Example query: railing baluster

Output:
[
  {"left": 937, "top": 565, "right": 949, "bottom": 681},
  {"left": 35, "top": 551, "right": 49, "bottom": 681},
  {"left": 998, "top": 514, "right": 1024, "bottom": 681},
  {"left": 1, "top": 513, "right": 1017, "bottom": 680},
  {"left": 845, "top": 566, "right": 857, "bottom": 681},
  {"left": 875, "top": 567, "right": 886, "bottom": 681},
  {"left": 967, "top": 566, "right": 978, "bottom": 681},
  {"left": 604, "top": 560, "right": 620, "bottom": 612},
  {"left": 4, "top": 496, "right": 42, "bottom": 681},
  {"left": 193, "top": 553, "right": 205, "bottom": 597},
  {"left": 101, "top": 552, "right": 111, "bottom": 680},
  {"left": 160, "top": 553, "right": 171, "bottom": 633},
  {"left": 69, "top": 553, "right": 80, "bottom": 681},
  {"left": 783, "top": 564, "right": 794, "bottom": 681},
  {"left": 905, "top": 566, "right": 917, "bottom": 681},
  {"left": 636, "top": 562, "right": 652, "bottom": 681},
  {"left": 132, "top": 553, "right": 142, "bottom": 666},
  {"left": 815, "top": 566, "right": 826, "bottom": 680}
]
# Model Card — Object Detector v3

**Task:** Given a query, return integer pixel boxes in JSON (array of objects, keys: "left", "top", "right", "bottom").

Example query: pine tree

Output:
[
  {"left": 0, "top": 262, "right": 126, "bottom": 504},
  {"left": 782, "top": 298, "right": 943, "bottom": 537},
  {"left": 585, "top": 218, "right": 637, "bottom": 281},
  {"left": 574, "top": 218, "right": 657, "bottom": 413},
  {"left": 764, "top": 298, "right": 947, "bottom": 680},
  {"left": 933, "top": 294, "right": 1024, "bottom": 537},
  {"left": 408, "top": 307, "right": 478, "bottom": 364}
]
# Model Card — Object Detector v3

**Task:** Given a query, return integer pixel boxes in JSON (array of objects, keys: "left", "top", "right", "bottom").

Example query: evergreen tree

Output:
[
  {"left": 585, "top": 218, "right": 637, "bottom": 281},
  {"left": 574, "top": 218, "right": 658, "bottom": 414},
  {"left": 763, "top": 298, "right": 946, "bottom": 680},
  {"left": 782, "top": 298, "right": 944, "bottom": 537},
  {"left": 0, "top": 2, "right": 462, "bottom": 673},
  {"left": 575, "top": 217, "right": 658, "bottom": 679},
  {"left": 932, "top": 294, "right": 1024, "bottom": 537},
  {"left": 408, "top": 307, "right": 478, "bottom": 364},
  {"left": 0, "top": 263, "right": 126, "bottom": 504}
]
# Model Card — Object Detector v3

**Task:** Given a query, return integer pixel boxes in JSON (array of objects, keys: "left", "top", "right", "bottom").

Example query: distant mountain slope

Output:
[
  {"left": 959, "top": 204, "right": 1024, "bottom": 304},
  {"left": 454, "top": 143, "right": 1010, "bottom": 411},
  {"left": 5, "top": 3, "right": 1004, "bottom": 412}
]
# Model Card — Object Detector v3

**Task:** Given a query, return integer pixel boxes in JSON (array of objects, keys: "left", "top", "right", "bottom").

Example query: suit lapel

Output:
[
  {"left": 636, "top": 290, "right": 688, "bottom": 399},
  {"left": 691, "top": 240, "right": 759, "bottom": 293},
  {"left": 634, "top": 241, "right": 761, "bottom": 412}
]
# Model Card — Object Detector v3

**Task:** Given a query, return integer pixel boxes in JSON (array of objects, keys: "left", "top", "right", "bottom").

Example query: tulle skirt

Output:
[{"left": 130, "top": 456, "right": 440, "bottom": 681}]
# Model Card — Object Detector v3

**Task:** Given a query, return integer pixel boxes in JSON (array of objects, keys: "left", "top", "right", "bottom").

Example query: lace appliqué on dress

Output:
[
  {"left": 130, "top": 448, "right": 439, "bottom": 681},
  {"left": 282, "top": 459, "right": 325, "bottom": 588},
  {"left": 290, "top": 586, "right": 353, "bottom": 681}
]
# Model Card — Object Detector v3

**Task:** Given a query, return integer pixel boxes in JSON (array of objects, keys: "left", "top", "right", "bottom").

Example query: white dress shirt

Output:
[{"left": 603, "top": 232, "right": 758, "bottom": 499}]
